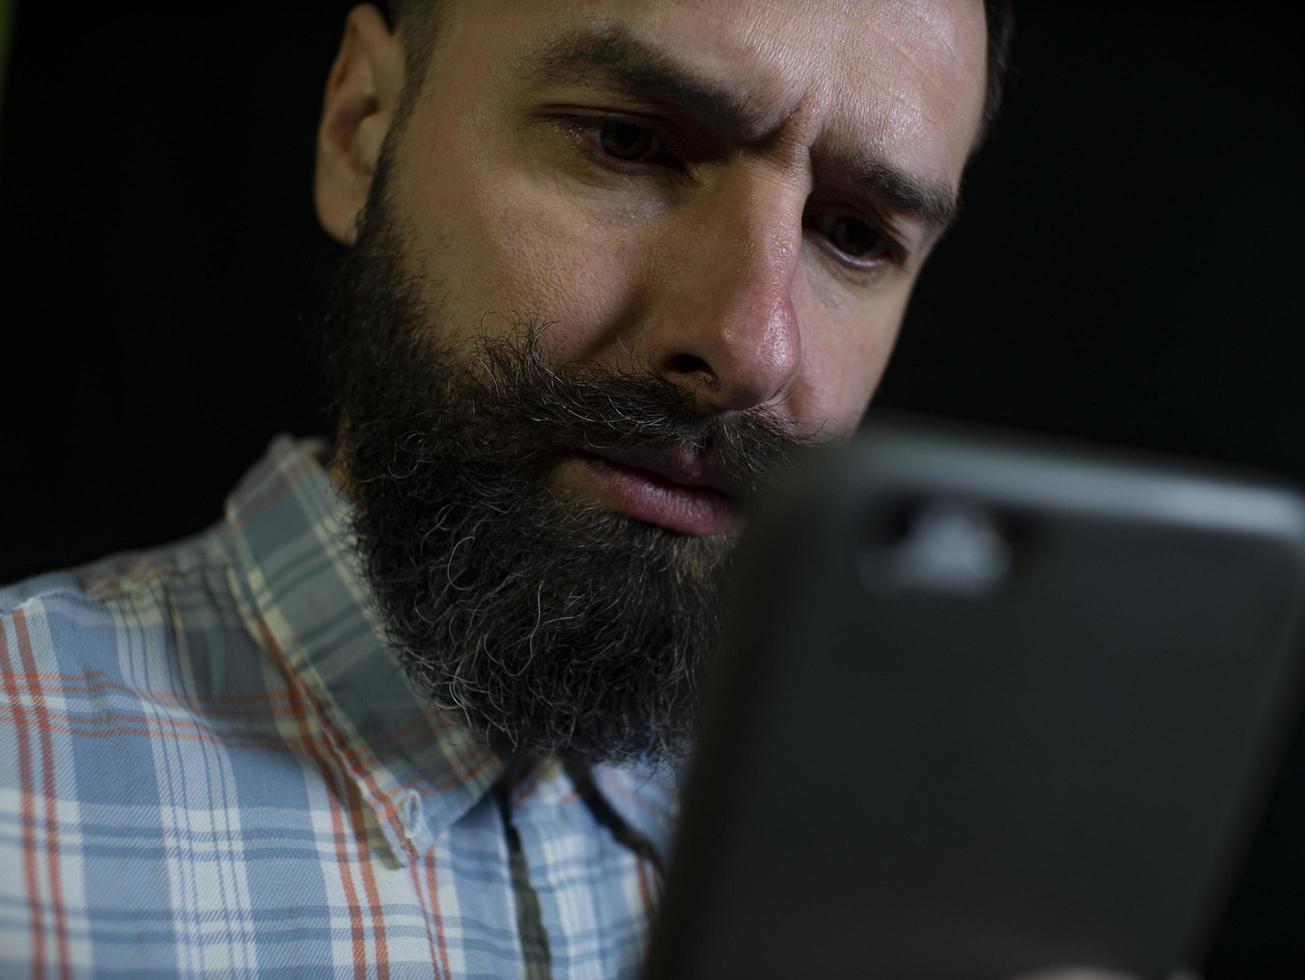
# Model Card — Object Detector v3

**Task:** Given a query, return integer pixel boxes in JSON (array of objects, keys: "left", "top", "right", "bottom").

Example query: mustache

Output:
[{"left": 393, "top": 322, "right": 824, "bottom": 498}]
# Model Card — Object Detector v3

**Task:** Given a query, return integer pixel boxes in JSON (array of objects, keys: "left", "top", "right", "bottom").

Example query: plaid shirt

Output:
[{"left": 0, "top": 437, "right": 678, "bottom": 979}]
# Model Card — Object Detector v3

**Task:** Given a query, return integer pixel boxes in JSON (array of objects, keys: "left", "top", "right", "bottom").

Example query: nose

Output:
[{"left": 640, "top": 167, "right": 804, "bottom": 413}]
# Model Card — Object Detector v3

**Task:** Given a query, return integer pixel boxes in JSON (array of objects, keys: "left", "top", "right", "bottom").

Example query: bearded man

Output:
[{"left": 0, "top": 1, "right": 1021, "bottom": 976}]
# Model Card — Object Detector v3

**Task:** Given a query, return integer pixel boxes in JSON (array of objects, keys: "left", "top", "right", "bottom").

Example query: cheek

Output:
[
  {"left": 393, "top": 126, "right": 641, "bottom": 360},
  {"left": 785, "top": 276, "right": 909, "bottom": 434},
  {"left": 811, "top": 328, "right": 898, "bottom": 428},
  {"left": 479, "top": 191, "right": 643, "bottom": 361}
]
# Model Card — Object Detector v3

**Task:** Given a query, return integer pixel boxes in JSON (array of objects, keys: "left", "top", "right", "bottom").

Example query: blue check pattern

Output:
[{"left": 0, "top": 436, "right": 678, "bottom": 979}]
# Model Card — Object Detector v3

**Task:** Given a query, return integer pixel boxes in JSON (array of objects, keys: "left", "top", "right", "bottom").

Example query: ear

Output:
[{"left": 314, "top": 4, "right": 406, "bottom": 245}]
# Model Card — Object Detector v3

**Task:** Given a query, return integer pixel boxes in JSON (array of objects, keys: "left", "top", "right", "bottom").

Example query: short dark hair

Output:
[
  {"left": 979, "top": 0, "right": 1015, "bottom": 144},
  {"left": 385, "top": 0, "right": 444, "bottom": 114},
  {"left": 385, "top": 0, "right": 1014, "bottom": 146}
]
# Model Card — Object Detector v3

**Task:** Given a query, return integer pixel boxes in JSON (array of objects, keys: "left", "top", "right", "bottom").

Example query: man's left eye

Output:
[{"left": 810, "top": 210, "right": 894, "bottom": 264}]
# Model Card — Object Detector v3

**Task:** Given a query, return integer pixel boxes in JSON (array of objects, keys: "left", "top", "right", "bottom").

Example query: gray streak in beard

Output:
[{"left": 322, "top": 180, "right": 816, "bottom": 765}]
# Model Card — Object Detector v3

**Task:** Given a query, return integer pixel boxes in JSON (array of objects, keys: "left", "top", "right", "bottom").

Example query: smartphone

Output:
[{"left": 644, "top": 413, "right": 1305, "bottom": 980}]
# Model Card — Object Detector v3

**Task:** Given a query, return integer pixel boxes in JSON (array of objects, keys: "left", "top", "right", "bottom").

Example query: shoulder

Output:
[{"left": 0, "top": 522, "right": 252, "bottom": 685}]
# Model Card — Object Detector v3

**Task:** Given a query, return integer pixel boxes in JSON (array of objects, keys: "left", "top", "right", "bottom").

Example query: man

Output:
[{"left": 0, "top": 1, "right": 1036, "bottom": 976}]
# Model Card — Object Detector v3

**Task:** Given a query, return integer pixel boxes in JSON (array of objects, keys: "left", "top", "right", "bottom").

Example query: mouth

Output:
[{"left": 553, "top": 449, "right": 740, "bottom": 536}]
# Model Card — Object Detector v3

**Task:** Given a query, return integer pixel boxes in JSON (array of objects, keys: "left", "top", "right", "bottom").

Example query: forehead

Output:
[{"left": 440, "top": 0, "right": 988, "bottom": 185}]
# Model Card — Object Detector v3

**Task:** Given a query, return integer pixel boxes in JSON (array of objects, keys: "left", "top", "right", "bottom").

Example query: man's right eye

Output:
[
  {"left": 568, "top": 117, "right": 682, "bottom": 171},
  {"left": 596, "top": 120, "right": 663, "bottom": 162}
]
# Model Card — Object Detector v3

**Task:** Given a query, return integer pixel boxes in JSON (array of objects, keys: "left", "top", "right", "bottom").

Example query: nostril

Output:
[
  {"left": 667, "top": 353, "right": 721, "bottom": 392},
  {"left": 668, "top": 352, "right": 710, "bottom": 376}
]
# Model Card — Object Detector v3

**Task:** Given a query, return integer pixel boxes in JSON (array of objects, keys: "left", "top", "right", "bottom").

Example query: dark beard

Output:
[{"left": 321, "top": 171, "right": 813, "bottom": 765}]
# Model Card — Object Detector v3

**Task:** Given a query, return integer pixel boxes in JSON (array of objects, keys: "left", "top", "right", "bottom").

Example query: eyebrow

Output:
[
  {"left": 520, "top": 25, "right": 765, "bottom": 141},
  {"left": 838, "top": 156, "right": 960, "bottom": 237},
  {"left": 518, "top": 25, "right": 960, "bottom": 237}
]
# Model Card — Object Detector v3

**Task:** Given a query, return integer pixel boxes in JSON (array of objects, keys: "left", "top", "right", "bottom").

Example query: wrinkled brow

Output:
[
  {"left": 518, "top": 25, "right": 959, "bottom": 236},
  {"left": 519, "top": 25, "right": 768, "bottom": 139}
]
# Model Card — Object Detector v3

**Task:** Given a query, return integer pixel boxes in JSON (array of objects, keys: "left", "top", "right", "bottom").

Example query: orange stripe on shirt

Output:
[
  {"left": 345, "top": 777, "right": 391, "bottom": 980},
  {"left": 0, "top": 619, "right": 45, "bottom": 980},
  {"left": 405, "top": 842, "right": 446, "bottom": 978},
  {"left": 254, "top": 613, "right": 371, "bottom": 980},
  {"left": 13, "top": 611, "right": 72, "bottom": 980},
  {"left": 425, "top": 849, "right": 454, "bottom": 980}
]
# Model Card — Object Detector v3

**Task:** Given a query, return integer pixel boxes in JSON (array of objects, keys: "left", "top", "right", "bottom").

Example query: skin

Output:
[
  {"left": 314, "top": 0, "right": 986, "bottom": 518},
  {"left": 311, "top": 4, "right": 1203, "bottom": 976}
]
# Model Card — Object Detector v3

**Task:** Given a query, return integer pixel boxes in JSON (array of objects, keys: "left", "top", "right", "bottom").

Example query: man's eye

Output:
[
  {"left": 597, "top": 120, "right": 664, "bottom": 163},
  {"left": 811, "top": 210, "right": 894, "bottom": 264},
  {"left": 566, "top": 117, "right": 682, "bottom": 170}
]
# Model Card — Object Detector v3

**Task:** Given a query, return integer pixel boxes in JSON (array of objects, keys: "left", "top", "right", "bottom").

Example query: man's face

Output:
[
  {"left": 315, "top": 0, "right": 987, "bottom": 762},
  {"left": 370, "top": 0, "right": 984, "bottom": 437}
]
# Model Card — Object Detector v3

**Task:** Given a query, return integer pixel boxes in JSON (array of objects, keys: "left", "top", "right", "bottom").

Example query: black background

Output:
[{"left": 1, "top": 3, "right": 1302, "bottom": 974}]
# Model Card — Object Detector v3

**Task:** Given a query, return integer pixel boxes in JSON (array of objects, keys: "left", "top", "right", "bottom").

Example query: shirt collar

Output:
[
  {"left": 225, "top": 435, "right": 506, "bottom": 865},
  {"left": 223, "top": 436, "right": 677, "bottom": 865}
]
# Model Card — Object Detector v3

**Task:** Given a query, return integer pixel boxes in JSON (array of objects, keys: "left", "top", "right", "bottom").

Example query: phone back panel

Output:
[{"left": 644, "top": 416, "right": 1305, "bottom": 980}]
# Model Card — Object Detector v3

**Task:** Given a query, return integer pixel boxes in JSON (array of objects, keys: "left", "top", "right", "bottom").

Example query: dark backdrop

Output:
[{"left": 1, "top": 3, "right": 1302, "bottom": 975}]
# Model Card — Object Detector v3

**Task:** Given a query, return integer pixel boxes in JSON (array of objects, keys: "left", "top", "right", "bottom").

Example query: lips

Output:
[{"left": 556, "top": 449, "right": 740, "bottom": 536}]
